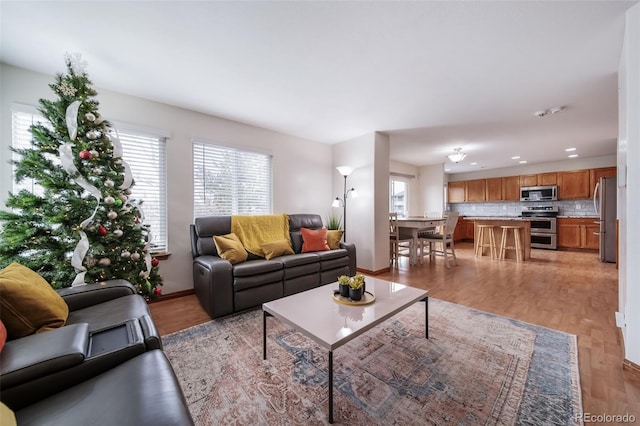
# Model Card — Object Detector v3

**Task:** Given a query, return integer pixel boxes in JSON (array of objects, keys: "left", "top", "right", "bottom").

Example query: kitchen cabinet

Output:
[
  {"left": 590, "top": 167, "right": 617, "bottom": 196},
  {"left": 502, "top": 176, "right": 520, "bottom": 201},
  {"left": 558, "top": 170, "right": 590, "bottom": 199},
  {"left": 557, "top": 218, "right": 599, "bottom": 249},
  {"left": 453, "top": 218, "right": 475, "bottom": 242},
  {"left": 520, "top": 174, "right": 538, "bottom": 187},
  {"left": 448, "top": 181, "right": 466, "bottom": 203},
  {"left": 486, "top": 178, "right": 502, "bottom": 201},
  {"left": 466, "top": 179, "right": 486, "bottom": 202},
  {"left": 538, "top": 172, "right": 557, "bottom": 185}
]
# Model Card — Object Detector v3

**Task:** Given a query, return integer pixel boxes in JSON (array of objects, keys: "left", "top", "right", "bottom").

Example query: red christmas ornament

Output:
[
  {"left": 151, "top": 258, "right": 159, "bottom": 267},
  {"left": 98, "top": 225, "right": 107, "bottom": 236},
  {"left": 79, "top": 149, "right": 93, "bottom": 160},
  {"left": 153, "top": 287, "right": 162, "bottom": 296}
]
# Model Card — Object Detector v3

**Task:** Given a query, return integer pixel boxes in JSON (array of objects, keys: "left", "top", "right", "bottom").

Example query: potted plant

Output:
[
  {"left": 337, "top": 275, "right": 351, "bottom": 297},
  {"left": 325, "top": 213, "right": 344, "bottom": 249},
  {"left": 349, "top": 274, "right": 365, "bottom": 301}
]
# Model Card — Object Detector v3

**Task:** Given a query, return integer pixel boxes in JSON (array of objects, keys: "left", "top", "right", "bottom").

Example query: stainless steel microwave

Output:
[{"left": 520, "top": 185, "right": 558, "bottom": 201}]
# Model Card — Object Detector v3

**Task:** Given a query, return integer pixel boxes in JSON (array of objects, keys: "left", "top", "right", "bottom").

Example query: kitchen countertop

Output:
[
  {"left": 557, "top": 215, "right": 598, "bottom": 219},
  {"left": 464, "top": 216, "right": 533, "bottom": 221}
]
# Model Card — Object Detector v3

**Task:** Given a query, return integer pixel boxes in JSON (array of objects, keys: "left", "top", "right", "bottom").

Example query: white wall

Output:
[
  {"left": 618, "top": 3, "right": 640, "bottom": 365},
  {"left": 0, "top": 64, "right": 333, "bottom": 295}
]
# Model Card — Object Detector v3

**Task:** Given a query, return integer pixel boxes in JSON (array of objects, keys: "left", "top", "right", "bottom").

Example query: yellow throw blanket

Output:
[{"left": 231, "top": 214, "right": 291, "bottom": 258}]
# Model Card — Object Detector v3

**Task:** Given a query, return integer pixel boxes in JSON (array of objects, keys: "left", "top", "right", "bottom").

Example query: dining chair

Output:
[
  {"left": 418, "top": 211, "right": 460, "bottom": 268},
  {"left": 389, "top": 212, "right": 414, "bottom": 267}
]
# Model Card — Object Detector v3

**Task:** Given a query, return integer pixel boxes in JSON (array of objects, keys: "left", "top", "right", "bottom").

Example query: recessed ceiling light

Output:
[
  {"left": 444, "top": 168, "right": 451, "bottom": 172},
  {"left": 519, "top": 160, "right": 527, "bottom": 164},
  {"left": 565, "top": 148, "right": 576, "bottom": 152},
  {"left": 568, "top": 154, "right": 578, "bottom": 158},
  {"left": 470, "top": 162, "right": 478, "bottom": 165},
  {"left": 512, "top": 156, "right": 520, "bottom": 160}
]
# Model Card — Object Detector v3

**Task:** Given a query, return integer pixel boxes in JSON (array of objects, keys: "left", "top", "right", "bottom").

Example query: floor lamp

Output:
[{"left": 332, "top": 166, "right": 357, "bottom": 242}]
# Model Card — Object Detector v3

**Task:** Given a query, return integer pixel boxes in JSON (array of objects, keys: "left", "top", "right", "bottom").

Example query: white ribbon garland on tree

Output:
[{"left": 60, "top": 100, "right": 102, "bottom": 286}]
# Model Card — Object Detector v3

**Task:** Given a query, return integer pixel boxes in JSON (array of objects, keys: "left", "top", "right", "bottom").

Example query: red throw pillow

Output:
[
  {"left": 0, "top": 320, "right": 6, "bottom": 353},
  {"left": 301, "top": 227, "right": 330, "bottom": 252}
]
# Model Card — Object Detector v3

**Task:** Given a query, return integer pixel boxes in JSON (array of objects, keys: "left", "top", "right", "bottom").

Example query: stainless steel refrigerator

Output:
[{"left": 594, "top": 176, "right": 617, "bottom": 262}]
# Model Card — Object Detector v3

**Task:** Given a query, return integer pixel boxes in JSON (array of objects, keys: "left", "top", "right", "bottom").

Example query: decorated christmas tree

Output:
[{"left": 0, "top": 53, "right": 162, "bottom": 298}]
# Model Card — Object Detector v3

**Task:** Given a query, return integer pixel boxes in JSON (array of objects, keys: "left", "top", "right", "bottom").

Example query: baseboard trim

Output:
[
  {"left": 357, "top": 267, "right": 390, "bottom": 275},
  {"left": 148, "top": 289, "right": 195, "bottom": 303},
  {"left": 623, "top": 359, "right": 640, "bottom": 378}
]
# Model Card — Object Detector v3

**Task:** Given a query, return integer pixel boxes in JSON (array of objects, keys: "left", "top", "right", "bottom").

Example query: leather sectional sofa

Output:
[
  {"left": 191, "top": 213, "right": 357, "bottom": 318},
  {"left": 0, "top": 276, "right": 193, "bottom": 425}
]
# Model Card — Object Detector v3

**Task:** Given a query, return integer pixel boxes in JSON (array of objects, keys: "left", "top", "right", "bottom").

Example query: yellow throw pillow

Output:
[
  {"left": 1, "top": 402, "right": 16, "bottom": 426},
  {"left": 261, "top": 239, "right": 294, "bottom": 260},
  {"left": 213, "top": 233, "right": 248, "bottom": 264},
  {"left": 326, "top": 230, "right": 344, "bottom": 250},
  {"left": 0, "top": 262, "right": 69, "bottom": 340}
]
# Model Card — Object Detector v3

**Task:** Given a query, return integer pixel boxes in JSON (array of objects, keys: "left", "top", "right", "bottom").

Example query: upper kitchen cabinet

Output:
[
  {"left": 502, "top": 176, "right": 520, "bottom": 201},
  {"left": 520, "top": 172, "right": 557, "bottom": 187},
  {"left": 466, "top": 179, "right": 486, "bottom": 202},
  {"left": 448, "top": 181, "right": 465, "bottom": 203},
  {"left": 519, "top": 174, "right": 538, "bottom": 187},
  {"left": 538, "top": 172, "right": 557, "bottom": 185},
  {"left": 589, "top": 167, "right": 617, "bottom": 196},
  {"left": 486, "top": 178, "right": 502, "bottom": 201},
  {"left": 558, "top": 170, "right": 590, "bottom": 199}
]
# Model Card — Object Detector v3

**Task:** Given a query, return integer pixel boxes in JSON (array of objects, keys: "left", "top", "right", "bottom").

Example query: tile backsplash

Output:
[{"left": 449, "top": 199, "right": 597, "bottom": 217}]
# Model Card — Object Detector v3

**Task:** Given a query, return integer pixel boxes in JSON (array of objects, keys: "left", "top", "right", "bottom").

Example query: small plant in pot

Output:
[
  {"left": 349, "top": 274, "right": 365, "bottom": 301},
  {"left": 337, "top": 275, "right": 351, "bottom": 297}
]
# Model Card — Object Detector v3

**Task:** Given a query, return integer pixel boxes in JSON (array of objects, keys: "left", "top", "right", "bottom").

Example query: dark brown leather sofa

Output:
[
  {"left": 191, "top": 213, "right": 357, "bottom": 318},
  {"left": 0, "top": 280, "right": 193, "bottom": 425}
]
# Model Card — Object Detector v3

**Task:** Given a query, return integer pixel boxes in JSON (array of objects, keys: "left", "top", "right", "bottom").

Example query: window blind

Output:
[{"left": 193, "top": 140, "right": 272, "bottom": 218}]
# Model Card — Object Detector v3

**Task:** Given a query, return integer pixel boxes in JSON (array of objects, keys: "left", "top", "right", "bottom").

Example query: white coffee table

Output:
[{"left": 262, "top": 277, "right": 428, "bottom": 423}]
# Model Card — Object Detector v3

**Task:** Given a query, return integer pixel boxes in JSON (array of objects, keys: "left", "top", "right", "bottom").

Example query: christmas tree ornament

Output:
[
  {"left": 135, "top": 217, "right": 141, "bottom": 224},
  {"left": 86, "top": 130, "right": 98, "bottom": 140},
  {"left": 105, "top": 179, "right": 115, "bottom": 187},
  {"left": 98, "top": 225, "right": 107, "bottom": 236},
  {"left": 90, "top": 149, "right": 99, "bottom": 157},
  {"left": 125, "top": 188, "right": 132, "bottom": 195},
  {"left": 153, "top": 287, "right": 162, "bottom": 296},
  {"left": 113, "top": 229, "right": 123, "bottom": 237},
  {"left": 114, "top": 199, "right": 123, "bottom": 207},
  {"left": 85, "top": 112, "right": 96, "bottom": 121},
  {"left": 98, "top": 257, "right": 111, "bottom": 266},
  {"left": 93, "top": 167, "right": 102, "bottom": 174},
  {"left": 95, "top": 116, "right": 104, "bottom": 124},
  {"left": 79, "top": 149, "right": 92, "bottom": 160},
  {"left": 118, "top": 194, "right": 128, "bottom": 202},
  {"left": 121, "top": 251, "right": 131, "bottom": 258},
  {"left": 151, "top": 258, "right": 159, "bottom": 267},
  {"left": 107, "top": 210, "right": 117, "bottom": 219},
  {"left": 131, "top": 252, "right": 141, "bottom": 261},
  {"left": 104, "top": 196, "right": 115, "bottom": 204}
]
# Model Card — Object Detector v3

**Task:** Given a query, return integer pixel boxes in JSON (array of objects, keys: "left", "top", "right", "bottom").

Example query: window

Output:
[
  {"left": 11, "top": 104, "right": 168, "bottom": 253},
  {"left": 117, "top": 128, "right": 168, "bottom": 253},
  {"left": 11, "top": 105, "right": 50, "bottom": 196},
  {"left": 390, "top": 178, "right": 408, "bottom": 216},
  {"left": 193, "top": 139, "right": 272, "bottom": 217}
]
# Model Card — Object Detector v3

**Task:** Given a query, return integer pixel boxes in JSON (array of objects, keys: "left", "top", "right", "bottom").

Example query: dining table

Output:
[{"left": 396, "top": 217, "right": 447, "bottom": 265}]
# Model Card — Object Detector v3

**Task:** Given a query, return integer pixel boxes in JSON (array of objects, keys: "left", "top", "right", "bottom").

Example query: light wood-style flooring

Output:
[{"left": 149, "top": 242, "right": 640, "bottom": 421}]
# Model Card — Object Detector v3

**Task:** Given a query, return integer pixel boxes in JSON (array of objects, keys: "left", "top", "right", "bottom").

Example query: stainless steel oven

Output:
[{"left": 521, "top": 206, "right": 558, "bottom": 250}]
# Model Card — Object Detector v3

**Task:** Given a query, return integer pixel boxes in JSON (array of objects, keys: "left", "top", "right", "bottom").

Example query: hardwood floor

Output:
[{"left": 149, "top": 242, "right": 640, "bottom": 421}]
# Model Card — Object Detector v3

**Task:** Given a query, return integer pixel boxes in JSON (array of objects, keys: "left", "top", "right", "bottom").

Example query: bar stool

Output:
[
  {"left": 499, "top": 225, "right": 523, "bottom": 262},
  {"left": 475, "top": 224, "right": 497, "bottom": 258}
]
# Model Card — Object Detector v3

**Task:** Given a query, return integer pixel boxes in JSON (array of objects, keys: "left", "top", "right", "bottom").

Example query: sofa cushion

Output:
[
  {"left": 260, "top": 239, "right": 294, "bottom": 260},
  {"left": 301, "top": 228, "right": 330, "bottom": 253},
  {"left": 278, "top": 252, "right": 319, "bottom": 268},
  {"left": 326, "top": 230, "right": 344, "bottom": 249},
  {"left": 0, "top": 263, "right": 69, "bottom": 340},
  {"left": 232, "top": 259, "right": 283, "bottom": 278},
  {"left": 213, "top": 233, "right": 248, "bottom": 264}
]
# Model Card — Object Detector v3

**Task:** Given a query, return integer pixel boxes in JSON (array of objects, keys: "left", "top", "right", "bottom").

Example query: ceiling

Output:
[{"left": 1, "top": 1, "right": 637, "bottom": 174}]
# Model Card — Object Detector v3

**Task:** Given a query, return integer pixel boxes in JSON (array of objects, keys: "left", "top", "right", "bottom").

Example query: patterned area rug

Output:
[{"left": 162, "top": 299, "right": 582, "bottom": 425}]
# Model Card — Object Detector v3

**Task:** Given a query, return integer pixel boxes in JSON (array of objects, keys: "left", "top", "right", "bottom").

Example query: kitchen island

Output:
[{"left": 465, "top": 217, "right": 532, "bottom": 261}]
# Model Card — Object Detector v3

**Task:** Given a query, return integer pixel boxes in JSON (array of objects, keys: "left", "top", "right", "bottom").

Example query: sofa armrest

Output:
[
  {"left": 193, "top": 255, "right": 234, "bottom": 318},
  {"left": 340, "top": 242, "right": 357, "bottom": 276},
  {"left": 57, "top": 279, "right": 136, "bottom": 312},
  {"left": 0, "top": 323, "right": 89, "bottom": 389}
]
